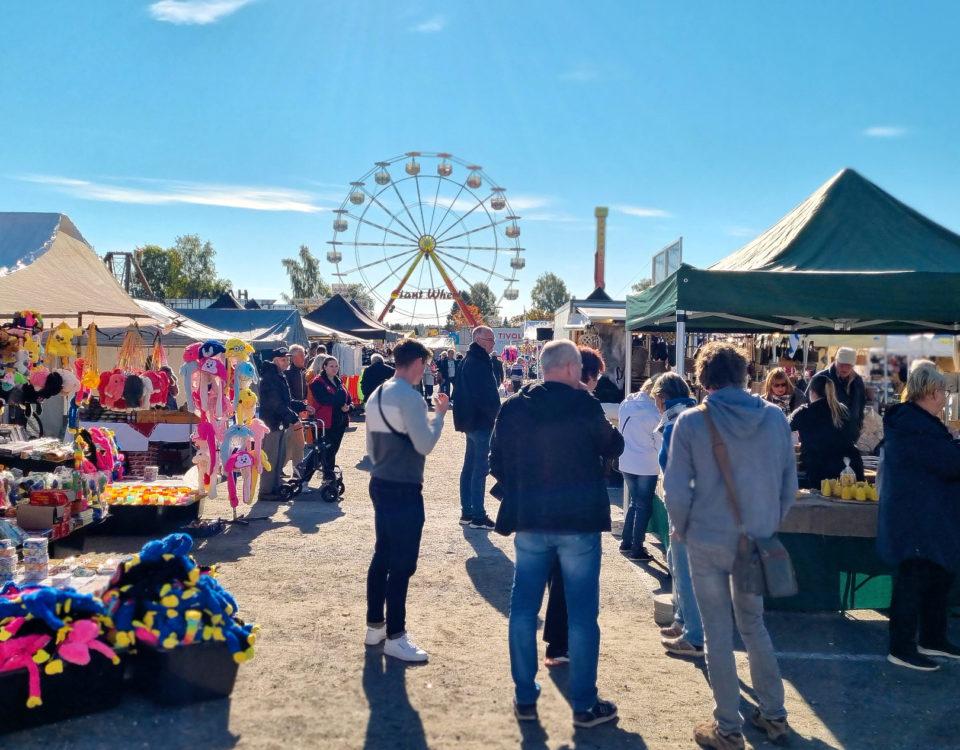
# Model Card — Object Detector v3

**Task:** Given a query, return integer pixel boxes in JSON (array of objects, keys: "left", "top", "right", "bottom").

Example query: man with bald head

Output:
[{"left": 453, "top": 325, "right": 501, "bottom": 529}]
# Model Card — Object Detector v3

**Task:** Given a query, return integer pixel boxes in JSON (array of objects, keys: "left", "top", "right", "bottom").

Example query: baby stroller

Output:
[{"left": 279, "top": 419, "right": 345, "bottom": 503}]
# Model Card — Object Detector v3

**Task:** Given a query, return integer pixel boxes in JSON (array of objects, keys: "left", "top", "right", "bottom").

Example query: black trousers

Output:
[
  {"left": 889, "top": 557, "right": 956, "bottom": 656},
  {"left": 366, "top": 479, "right": 426, "bottom": 637},
  {"left": 322, "top": 422, "right": 347, "bottom": 480},
  {"left": 543, "top": 561, "right": 568, "bottom": 657}
]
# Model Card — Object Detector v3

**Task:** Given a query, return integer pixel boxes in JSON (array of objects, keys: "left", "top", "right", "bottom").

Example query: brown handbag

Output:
[{"left": 700, "top": 404, "right": 798, "bottom": 598}]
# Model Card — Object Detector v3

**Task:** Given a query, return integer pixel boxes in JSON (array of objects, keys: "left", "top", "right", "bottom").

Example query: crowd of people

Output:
[{"left": 242, "top": 329, "right": 959, "bottom": 747}]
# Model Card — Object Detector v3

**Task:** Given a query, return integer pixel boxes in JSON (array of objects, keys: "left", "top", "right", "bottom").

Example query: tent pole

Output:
[
  {"left": 675, "top": 311, "right": 687, "bottom": 377},
  {"left": 624, "top": 324, "right": 632, "bottom": 396}
]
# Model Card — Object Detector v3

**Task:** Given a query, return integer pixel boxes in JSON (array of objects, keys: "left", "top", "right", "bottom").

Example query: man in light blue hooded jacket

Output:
[{"left": 664, "top": 342, "right": 797, "bottom": 750}]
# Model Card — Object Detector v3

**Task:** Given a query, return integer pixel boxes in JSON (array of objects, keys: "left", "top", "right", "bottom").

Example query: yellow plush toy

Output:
[
  {"left": 235, "top": 387, "right": 257, "bottom": 425},
  {"left": 46, "top": 323, "right": 83, "bottom": 366}
]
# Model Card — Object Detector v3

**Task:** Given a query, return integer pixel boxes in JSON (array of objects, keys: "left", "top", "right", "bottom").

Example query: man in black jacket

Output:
[
  {"left": 284, "top": 345, "right": 310, "bottom": 470},
  {"left": 360, "top": 353, "right": 395, "bottom": 405},
  {"left": 490, "top": 339, "right": 623, "bottom": 728},
  {"left": 816, "top": 347, "right": 866, "bottom": 442},
  {"left": 258, "top": 347, "right": 307, "bottom": 500},
  {"left": 453, "top": 326, "right": 501, "bottom": 529}
]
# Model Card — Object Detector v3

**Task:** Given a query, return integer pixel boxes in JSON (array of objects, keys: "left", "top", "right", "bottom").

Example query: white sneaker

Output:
[
  {"left": 364, "top": 624, "right": 386, "bottom": 646},
  {"left": 383, "top": 633, "right": 429, "bottom": 663}
]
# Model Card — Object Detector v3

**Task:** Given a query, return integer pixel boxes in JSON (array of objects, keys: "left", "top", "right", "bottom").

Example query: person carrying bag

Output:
[
  {"left": 663, "top": 342, "right": 796, "bottom": 749},
  {"left": 702, "top": 405, "right": 797, "bottom": 598}
]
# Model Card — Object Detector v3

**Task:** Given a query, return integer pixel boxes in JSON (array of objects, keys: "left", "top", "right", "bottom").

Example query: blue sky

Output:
[{"left": 1, "top": 1, "right": 958, "bottom": 322}]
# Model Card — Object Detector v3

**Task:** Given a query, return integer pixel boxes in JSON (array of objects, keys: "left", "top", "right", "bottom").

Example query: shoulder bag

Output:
[{"left": 700, "top": 404, "right": 798, "bottom": 598}]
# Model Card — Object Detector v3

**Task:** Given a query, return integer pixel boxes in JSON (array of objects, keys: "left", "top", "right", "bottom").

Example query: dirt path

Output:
[{"left": 12, "top": 421, "right": 960, "bottom": 749}]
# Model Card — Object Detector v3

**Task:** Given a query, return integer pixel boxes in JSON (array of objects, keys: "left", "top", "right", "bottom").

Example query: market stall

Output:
[{"left": 627, "top": 168, "right": 960, "bottom": 611}]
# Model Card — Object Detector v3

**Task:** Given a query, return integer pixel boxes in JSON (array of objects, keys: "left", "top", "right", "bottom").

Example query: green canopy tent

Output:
[{"left": 626, "top": 168, "right": 960, "bottom": 374}]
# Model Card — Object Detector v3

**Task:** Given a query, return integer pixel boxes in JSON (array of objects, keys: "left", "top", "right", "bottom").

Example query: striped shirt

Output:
[{"left": 365, "top": 377, "right": 446, "bottom": 484}]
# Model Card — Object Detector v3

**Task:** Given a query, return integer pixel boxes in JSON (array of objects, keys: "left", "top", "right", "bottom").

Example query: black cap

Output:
[{"left": 271, "top": 346, "right": 290, "bottom": 358}]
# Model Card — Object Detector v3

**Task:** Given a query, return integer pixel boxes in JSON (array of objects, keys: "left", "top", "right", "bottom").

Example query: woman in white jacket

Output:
[{"left": 617, "top": 376, "right": 662, "bottom": 560}]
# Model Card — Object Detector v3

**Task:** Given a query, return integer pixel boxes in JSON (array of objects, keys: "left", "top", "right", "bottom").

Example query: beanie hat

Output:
[{"left": 835, "top": 347, "right": 857, "bottom": 366}]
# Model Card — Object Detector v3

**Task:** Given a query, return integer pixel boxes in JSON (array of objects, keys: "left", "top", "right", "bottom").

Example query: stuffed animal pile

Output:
[
  {"left": 102, "top": 533, "right": 258, "bottom": 664},
  {"left": 0, "top": 583, "right": 120, "bottom": 708}
]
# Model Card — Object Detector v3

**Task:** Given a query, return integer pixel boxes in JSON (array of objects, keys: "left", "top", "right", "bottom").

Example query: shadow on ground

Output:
[
  {"left": 362, "top": 648, "right": 427, "bottom": 750},
  {"left": 8, "top": 694, "right": 239, "bottom": 749},
  {"left": 463, "top": 527, "right": 515, "bottom": 618}
]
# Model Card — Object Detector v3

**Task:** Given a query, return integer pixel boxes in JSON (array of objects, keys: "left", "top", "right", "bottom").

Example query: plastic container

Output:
[
  {"left": 133, "top": 641, "right": 238, "bottom": 705},
  {"left": 0, "top": 656, "right": 124, "bottom": 733}
]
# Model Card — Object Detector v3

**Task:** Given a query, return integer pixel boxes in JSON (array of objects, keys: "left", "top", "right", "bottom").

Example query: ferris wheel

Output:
[{"left": 326, "top": 152, "right": 525, "bottom": 328}]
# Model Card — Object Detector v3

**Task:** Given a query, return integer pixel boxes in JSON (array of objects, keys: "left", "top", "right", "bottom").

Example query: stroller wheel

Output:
[
  {"left": 321, "top": 484, "right": 339, "bottom": 503},
  {"left": 337, "top": 479, "right": 346, "bottom": 497}
]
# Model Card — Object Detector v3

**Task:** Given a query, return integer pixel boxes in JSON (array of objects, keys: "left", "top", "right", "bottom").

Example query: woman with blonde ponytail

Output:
[{"left": 789, "top": 374, "right": 864, "bottom": 487}]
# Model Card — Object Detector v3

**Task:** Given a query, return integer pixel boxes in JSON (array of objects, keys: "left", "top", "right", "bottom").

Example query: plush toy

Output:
[
  {"left": 180, "top": 342, "right": 202, "bottom": 411},
  {"left": 198, "top": 356, "right": 231, "bottom": 428},
  {"left": 235, "top": 387, "right": 257, "bottom": 425},
  {"left": 199, "top": 340, "right": 226, "bottom": 359},
  {"left": 192, "top": 419, "right": 219, "bottom": 498},
  {"left": 247, "top": 418, "right": 271, "bottom": 499},
  {"left": 103, "top": 534, "right": 257, "bottom": 663},
  {"left": 224, "top": 450, "right": 256, "bottom": 508},
  {"left": 88, "top": 427, "right": 124, "bottom": 480},
  {"left": 29, "top": 366, "right": 50, "bottom": 390},
  {"left": 101, "top": 370, "right": 127, "bottom": 409},
  {"left": 122, "top": 374, "right": 144, "bottom": 411},
  {"left": 45, "top": 322, "right": 83, "bottom": 366},
  {"left": 22, "top": 334, "right": 41, "bottom": 365},
  {"left": 224, "top": 338, "right": 254, "bottom": 363},
  {"left": 232, "top": 360, "right": 259, "bottom": 410},
  {"left": 139, "top": 374, "right": 154, "bottom": 409},
  {"left": 144, "top": 369, "right": 170, "bottom": 407}
]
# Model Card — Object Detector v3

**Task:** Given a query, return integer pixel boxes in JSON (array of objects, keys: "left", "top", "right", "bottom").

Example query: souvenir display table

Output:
[
  {"left": 647, "top": 490, "right": 901, "bottom": 612},
  {"left": 97, "top": 479, "right": 203, "bottom": 536}
]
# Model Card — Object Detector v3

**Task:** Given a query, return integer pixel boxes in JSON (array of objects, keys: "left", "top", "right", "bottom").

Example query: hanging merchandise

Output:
[
  {"left": 191, "top": 419, "right": 220, "bottom": 498},
  {"left": 44, "top": 323, "right": 83, "bottom": 368},
  {"left": 247, "top": 419, "right": 271, "bottom": 500},
  {"left": 150, "top": 335, "right": 169, "bottom": 371},
  {"left": 116, "top": 325, "right": 147, "bottom": 373},
  {"left": 224, "top": 338, "right": 255, "bottom": 405},
  {"left": 220, "top": 424, "right": 258, "bottom": 510}
]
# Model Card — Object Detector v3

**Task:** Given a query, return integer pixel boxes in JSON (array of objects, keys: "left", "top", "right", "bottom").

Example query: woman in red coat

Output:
[{"left": 309, "top": 357, "right": 352, "bottom": 480}]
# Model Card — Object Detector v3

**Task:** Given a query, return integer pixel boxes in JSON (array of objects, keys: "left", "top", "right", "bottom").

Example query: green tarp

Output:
[{"left": 627, "top": 169, "right": 960, "bottom": 334}]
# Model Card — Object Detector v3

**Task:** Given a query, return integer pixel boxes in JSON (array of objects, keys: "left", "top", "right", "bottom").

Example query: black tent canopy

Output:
[{"left": 305, "top": 294, "right": 390, "bottom": 341}]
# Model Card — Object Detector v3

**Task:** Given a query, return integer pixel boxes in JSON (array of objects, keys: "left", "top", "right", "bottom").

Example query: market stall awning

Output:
[
  {"left": 301, "top": 317, "right": 364, "bottom": 344},
  {"left": 415, "top": 335, "right": 456, "bottom": 351},
  {"left": 304, "top": 294, "right": 390, "bottom": 340},
  {"left": 0, "top": 213, "right": 155, "bottom": 327},
  {"left": 627, "top": 169, "right": 960, "bottom": 334},
  {"left": 171, "top": 307, "right": 309, "bottom": 349}
]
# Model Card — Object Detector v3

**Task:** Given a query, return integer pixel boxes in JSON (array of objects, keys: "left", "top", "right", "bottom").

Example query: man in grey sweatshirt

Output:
[
  {"left": 363, "top": 339, "right": 449, "bottom": 663},
  {"left": 664, "top": 342, "right": 797, "bottom": 750}
]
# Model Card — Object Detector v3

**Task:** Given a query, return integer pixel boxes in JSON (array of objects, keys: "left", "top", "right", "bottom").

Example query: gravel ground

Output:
[{"left": 9, "top": 420, "right": 960, "bottom": 749}]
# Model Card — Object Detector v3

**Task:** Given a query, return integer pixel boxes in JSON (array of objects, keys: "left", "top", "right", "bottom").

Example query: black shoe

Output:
[
  {"left": 618, "top": 540, "right": 631, "bottom": 551},
  {"left": 573, "top": 699, "right": 618, "bottom": 728},
  {"left": 918, "top": 641, "right": 960, "bottom": 660},
  {"left": 887, "top": 651, "right": 941, "bottom": 671},
  {"left": 459, "top": 514, "right": 472, "bottom": 526},
  {"left": 627, "top": 547, "right": 652, "bottom": 561},
  {"left": 513, "top": 699, "right": 538, "bottom": 722},
  {"left": 469, "top": 515, "right": 496, "bottom": 530}
]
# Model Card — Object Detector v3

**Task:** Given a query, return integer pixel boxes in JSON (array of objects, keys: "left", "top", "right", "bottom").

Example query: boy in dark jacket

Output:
[
  {"left": 490, "top": 339, "right": 623, "bottom": 729},
  {"left": 453, "top": 327, "right": 501, "bottom": 529}
]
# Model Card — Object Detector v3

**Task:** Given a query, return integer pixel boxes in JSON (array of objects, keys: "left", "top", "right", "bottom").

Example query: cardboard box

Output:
[
  {"left": 16, "top": 501, "right": 70, "bottom": 530},
  {"left": 30, "top": 490, "right": 70, "bottom": 507}
]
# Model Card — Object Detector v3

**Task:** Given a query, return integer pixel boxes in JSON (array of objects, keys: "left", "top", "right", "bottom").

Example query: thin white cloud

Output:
[
  {"left": 863, "top": 125, "right": 907, "bottom": 138},
  {"left": 613, "top": 204, "right": 673, "bottom": 219},
  {"left": 19, "top": 174, "right": 326, "bottom": 213},
  {"left": 149, "top": 0, "right": 255, "bottom": 25},
  {"left": 559, "top": 65, "right": 599, "bottom": 83},
  {"left": 725, "top": 225, "right": 756, "bottom": 238},
  {"left": 435, "top": 193, "right": 551, "bottom": 213},
  {"left": 410, "top": 15, "right": 445, "bottom": 33}
]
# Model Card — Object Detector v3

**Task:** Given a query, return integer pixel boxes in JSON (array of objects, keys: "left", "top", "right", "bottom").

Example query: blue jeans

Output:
[
  {"left": 509, "top": 531, "right": 601, "bottom": 713},
  {"left": 622, "top": 473, "right": 657, "bottom": 550},
  {"left": 687, "top": 540, "right": 786, "bottom": 734},
  {"left": 459, "top": 429, "right": 491, "bottom": 520},
  {"left": 668, "top": 540, "right": 703, "bottom": 647}
]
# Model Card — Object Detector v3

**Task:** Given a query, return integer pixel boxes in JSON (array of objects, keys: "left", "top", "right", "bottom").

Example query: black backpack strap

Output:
[{"left": 375, "top": 386, "right": 412, "bottom": 445}]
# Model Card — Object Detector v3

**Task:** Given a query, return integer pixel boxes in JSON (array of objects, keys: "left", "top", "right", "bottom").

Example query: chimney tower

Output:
[{"left": 594, "top": 206, "right": 608, "bottom": 291}]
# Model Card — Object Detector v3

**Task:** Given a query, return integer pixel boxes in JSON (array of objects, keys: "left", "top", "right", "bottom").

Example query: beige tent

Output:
[{"left": 0, "top": 212, "right": 151, "bottom": 327}]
